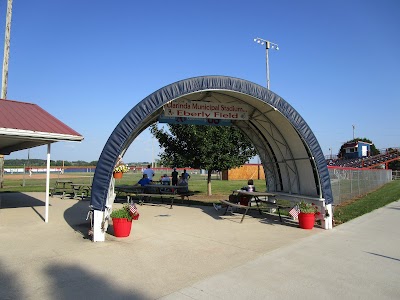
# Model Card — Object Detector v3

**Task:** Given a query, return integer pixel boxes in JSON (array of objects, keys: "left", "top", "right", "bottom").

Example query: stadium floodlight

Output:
[{"left": 253, "top": 37, "right": 279, "bottom": 89}]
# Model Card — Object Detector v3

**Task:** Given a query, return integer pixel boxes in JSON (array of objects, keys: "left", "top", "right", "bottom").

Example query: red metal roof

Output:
[
  {"left": 0, "top": 98, "right": 82, "bottom": 136},
  {"left": 0, "top": 99, "right": 83, "bottom": 154}
]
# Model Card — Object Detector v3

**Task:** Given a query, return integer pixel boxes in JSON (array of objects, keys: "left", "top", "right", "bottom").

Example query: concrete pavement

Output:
[
  {"left": 0, "top": 192, "right": 399, "bottom": 299},
  {"left": 162, "top": 200, "right": 400, "bottom": 300}
]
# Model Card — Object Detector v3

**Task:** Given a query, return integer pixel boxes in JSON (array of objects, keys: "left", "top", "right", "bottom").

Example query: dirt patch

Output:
[
  {"left": 4, "top": 173, "right": 86, "bottom": 180},
  {"left": 189, "top": 194, "right": 226, "bottom": 203}
]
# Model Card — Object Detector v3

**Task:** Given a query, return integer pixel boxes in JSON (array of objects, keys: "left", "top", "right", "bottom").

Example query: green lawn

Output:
[
  {"left": 1, "top": 172, "right": 263, "bottom": 194},
  {"left": 333, "top": 180, "right": 400, "bottom": 224}
]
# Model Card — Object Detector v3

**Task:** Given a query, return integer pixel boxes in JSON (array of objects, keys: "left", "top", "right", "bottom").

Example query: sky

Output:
[{"left": 1, "top": 0, "right": 399, "bottom": 163}]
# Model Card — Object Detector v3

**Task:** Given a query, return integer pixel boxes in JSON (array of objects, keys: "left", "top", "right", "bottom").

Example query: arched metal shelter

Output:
[{"left": 90, "top": 76, "right": 333, "bottom": 241}]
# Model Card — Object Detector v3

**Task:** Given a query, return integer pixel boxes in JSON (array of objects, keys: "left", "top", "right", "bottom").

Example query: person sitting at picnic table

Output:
[
  {"left": 213, "top": 179, "right": 255, "bottom": 211},
  {"left": 177, "top": 175, "right": 189, "bottom": 200},
  {"left": 238, "top": 179, "right": 256, "bottom": 205},
  {"left": 243, "top": 179, "right": 256, "bottom": 192},
  {"left": 161, "top": 174, "right": 170, "bottom": 185},
  {"left": 136, "top": 174, "right": 151, "bottom": 187}
]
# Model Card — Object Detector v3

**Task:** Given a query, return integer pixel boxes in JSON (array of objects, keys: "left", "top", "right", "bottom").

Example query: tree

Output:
[
  {"left": 388, "top": 160, "right": 400, "bottom": 170},
  {"left": 150, "top": 124, "right": 257, "bottom": 195}
]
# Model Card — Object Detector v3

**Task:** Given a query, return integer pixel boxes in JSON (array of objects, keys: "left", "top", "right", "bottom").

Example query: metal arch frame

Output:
[
  {"left": 180, "top": 90, "right": 291, "bottom": 192},
  {"left": 90, "top": 76, "right": 333, "bottom": 215},
  {"left": 248, "top": 111, "right": 299, "bottom": 193},
  {"left": 234, "top": 108, "right": 302, "bottom": 194},
  {"left": 180, "top": 90, "right": 303, "bottom": 194},
  {"left": 233, "top": 120, "right": 278, "bottom": 189}
]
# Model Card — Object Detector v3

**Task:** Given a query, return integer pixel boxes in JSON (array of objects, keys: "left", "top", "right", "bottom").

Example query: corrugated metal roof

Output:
[
  {"left": 0, "top": 99, "right": 83, "bottom": 154},
  {"left": 0, "top": 99, "right": 82, "bottom": 136}
]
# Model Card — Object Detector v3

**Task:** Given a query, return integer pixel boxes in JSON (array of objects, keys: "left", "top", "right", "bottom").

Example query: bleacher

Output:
[{"left": 327, "top": 149, "right": 400, "bottom": 169}]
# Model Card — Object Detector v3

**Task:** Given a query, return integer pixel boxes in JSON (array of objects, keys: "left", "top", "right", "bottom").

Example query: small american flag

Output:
[
  {"left": 129, "top": 203, "right": 138, "bottom": 217},
  {"left": 289, "top": 205, "right": 300, "bottom": 220}
]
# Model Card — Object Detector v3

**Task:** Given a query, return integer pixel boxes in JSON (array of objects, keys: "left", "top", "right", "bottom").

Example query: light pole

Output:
[
  {"left": 253, "top": 37, "right": 279, "bottom": 90},
  {"left": 0, "top": 0, "right": 13, "bottom": 189},
  {"left": 352, "top": 124, "right": 355, "bottom": 140}
]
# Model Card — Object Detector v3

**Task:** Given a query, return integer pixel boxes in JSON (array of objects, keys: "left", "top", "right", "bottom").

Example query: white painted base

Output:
[
  {"left": 92, "top": 210, "right": 105, "bottom": 242},
  {"left": 321, "top": 204, "right": 333, "bottom": 229}
]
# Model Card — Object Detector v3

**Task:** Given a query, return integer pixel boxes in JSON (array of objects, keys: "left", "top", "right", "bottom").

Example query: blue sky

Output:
[{"left": 2, "top": 0, "right": 399, "bottom": 163}]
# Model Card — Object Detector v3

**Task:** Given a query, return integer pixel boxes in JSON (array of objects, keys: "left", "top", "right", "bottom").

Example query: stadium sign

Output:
[
  {"left": 159, "top": 115, "right": 231, "bottom": 126},
  {"left": 163, "top": 100, "right": 249, "bottom": 120}
]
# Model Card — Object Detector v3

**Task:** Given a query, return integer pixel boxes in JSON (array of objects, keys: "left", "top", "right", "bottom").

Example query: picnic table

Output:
[
  {"left": 115, "top": 185, "right": 143, "bottom": 200},
  {"left": 70, "top": 183, "right": 92, "bottom": 200},
  {"left": 219, "top": 190, "right": 289, "bottom": 223},
  {"left": 114, "top": 184, "right": 193, "bottom": 208},
  {"left": 50, "top": 180, "right": 74, "bottom": 199}
]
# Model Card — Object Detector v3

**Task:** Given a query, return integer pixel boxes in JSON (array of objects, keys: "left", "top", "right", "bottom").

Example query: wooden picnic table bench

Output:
[
  {"left": 70, "top": 183, "right": 92, "bottom": 200},
  {"left": 50, "top": 180, "right": 92, "bottom": 200},
  {"left": 114, "top": 184, "right": 192, "bottom": 208},
  {"left": 50, "top": 180, "right": 74, "bottom": 199},
  {"left": 219, "top": 190, "right": 290, "bottom": 223}
]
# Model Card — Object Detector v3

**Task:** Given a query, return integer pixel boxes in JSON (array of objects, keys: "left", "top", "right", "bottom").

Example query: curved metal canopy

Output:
[{"left": 90, "top": 76, "right": 332, "bottom": 211}]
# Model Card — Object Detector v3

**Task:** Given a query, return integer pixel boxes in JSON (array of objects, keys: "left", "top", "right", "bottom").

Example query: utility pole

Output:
[
  {"left": 2, "top": 0, "right": 12, "bottom": 99},
  {"left": 0, "top": 0, "right": 13, "bottom": 188}
]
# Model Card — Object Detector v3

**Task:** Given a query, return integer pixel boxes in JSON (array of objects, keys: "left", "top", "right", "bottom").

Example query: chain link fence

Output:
[{"left": 329, "top": 167, "right": 392, "bottom": 205}]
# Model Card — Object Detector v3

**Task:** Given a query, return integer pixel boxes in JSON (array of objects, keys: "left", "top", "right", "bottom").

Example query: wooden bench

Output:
[
  {"left": 50, "top": 180, "right": 74, "bottom": 199},
  {"left": 177, "top": 191, "right": 195, "bottom": 202},
  {"left": 115, "top": 184, "right": 195, "bottom": 208},
  {"left": 116, "top": 187, "right": 179, "bottom": 208},
  {"left": 71, "top": 183, "right": 91, "bottom": 200},
  {"left": 273, "top": 192, "right": 325, "bottom": 205},
  {"left": 219, "top": 199, "right": 290, "bottom": 223},
  {"left": 135, "top": 193, "right": 180, "bottom": 208}
]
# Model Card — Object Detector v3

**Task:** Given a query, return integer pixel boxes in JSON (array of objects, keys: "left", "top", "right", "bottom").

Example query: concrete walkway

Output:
[
  {"left": 163, "top": 200, "right": 400, "bottom": 300},
  {"left": 0, "top": 192, "right": 399, "bottom": 299}
]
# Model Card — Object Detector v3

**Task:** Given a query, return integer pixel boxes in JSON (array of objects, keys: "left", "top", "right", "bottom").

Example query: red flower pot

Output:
[
  {"left": 113, "top": 172, "right": 123, "bottom": 179},
  {"left": 298, "top": 212, "right": 315, "bottom": 229},
  {"left": 112, "top": 218, "right": 132, "bottom": 237}
]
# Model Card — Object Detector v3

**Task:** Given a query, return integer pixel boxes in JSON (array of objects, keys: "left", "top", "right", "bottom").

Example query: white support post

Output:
[
  {"left": 92, "top": 210, "right": 105, "bottom": 242},
  {"left": 322, "top": 203, "right": 333, "bottom": 229},
  {"left": 92, "top": 177, "right": 116, "bottom": 242},
  {"left": 45, "top": 143, "right": 51, "bottom": 223}
]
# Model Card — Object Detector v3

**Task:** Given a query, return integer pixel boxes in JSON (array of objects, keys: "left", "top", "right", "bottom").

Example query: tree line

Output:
[
  {"left": 4, "top": 159, "right": 98, "bottom": 167},
  {"left": 4, "top": 159, "right": 154, "bottom": 167}
]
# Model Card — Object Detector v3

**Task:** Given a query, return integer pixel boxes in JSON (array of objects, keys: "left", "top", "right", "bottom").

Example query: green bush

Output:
[
  {"left": 110, "top": 204, "right": 132, "bottom": 221},
  {"left": 299, "top": 201, "right": 317, "bottom": 214}
]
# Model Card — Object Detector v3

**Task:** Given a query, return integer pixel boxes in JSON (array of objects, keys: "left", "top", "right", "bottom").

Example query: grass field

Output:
[
  {"left": 2, "top": 171, "right": 400, "bottom": 226},
  {"left": 1, "top": 172, "right": 259, "bottom": 201},
  {"left": 333, "top": 180, "right": 400, "bottom": 224}
]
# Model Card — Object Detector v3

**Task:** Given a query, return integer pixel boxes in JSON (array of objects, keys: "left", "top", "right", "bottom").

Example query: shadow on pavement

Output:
[
  {"left": 0, "top": 192, "right": 45, "bottom": 208},
  {"left": 63, "top": 199, "right": 92, "bottom": 240},
  {"left": 44, "top": 263, "right": 145, "bottom": 299},
  {"left": 0, "top": 260, "right": 24, "bottom": 299},
  {"left": 0, "top": 258, "right": 146, "bottom": 299}
]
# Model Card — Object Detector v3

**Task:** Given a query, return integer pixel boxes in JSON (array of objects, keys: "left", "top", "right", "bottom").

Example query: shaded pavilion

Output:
[
  {"left": 90, "top": 76, "right": 333, "bottom": 242},
  {"left": 0, "top": 99, "right": 84, "bottom": 222}
]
